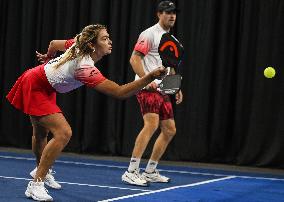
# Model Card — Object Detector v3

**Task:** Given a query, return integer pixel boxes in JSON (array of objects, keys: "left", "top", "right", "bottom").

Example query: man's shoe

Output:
[
  {"left": 142, "top": 170, "right": 170, "bottom": 183},
  {"left": 25, "top": 181, "right": 53, "bottom": 201},
  {"left": 122, "top": 169, "right": 149, "bottom": 186},
  {"left": 30, "top": 167, "right": 62, "bottom": 189}
]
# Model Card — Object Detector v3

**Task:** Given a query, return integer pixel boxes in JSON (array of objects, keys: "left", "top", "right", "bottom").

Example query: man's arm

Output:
[
  {"left": 129, "top": 50, "right": 145, "bottom": 78},
  {"left": 130, "top": 50, "right": 159, "bottom": 90}
]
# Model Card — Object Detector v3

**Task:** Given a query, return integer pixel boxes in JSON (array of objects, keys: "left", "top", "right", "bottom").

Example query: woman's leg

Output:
[
  {"left": 30, "top": 116, "right": 49, "bottom": 166},
  {"left": 30, "top": 113, "right": 72, "bottom": 181}
]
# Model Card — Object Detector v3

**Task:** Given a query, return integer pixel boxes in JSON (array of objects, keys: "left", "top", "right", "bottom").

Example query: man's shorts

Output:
[{"left": 136, "top": 90, "right": 174, "bottom": 120}]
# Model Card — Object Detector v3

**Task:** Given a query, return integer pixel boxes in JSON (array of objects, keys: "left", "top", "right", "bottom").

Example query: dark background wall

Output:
[{"left": 0, "top": 0, "right": 283, "bottom": 168}]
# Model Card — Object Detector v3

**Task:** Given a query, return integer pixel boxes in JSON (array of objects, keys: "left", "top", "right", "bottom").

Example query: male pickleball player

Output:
[{"left": 122, "top": 1, "right": 183, "bottom": 186}]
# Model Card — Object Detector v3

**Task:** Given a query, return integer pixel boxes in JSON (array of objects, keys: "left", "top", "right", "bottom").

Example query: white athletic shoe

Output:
[
  {"left": 25, "top": 181, "right": 53, "bottom": 201},
  {"left": 142, "top": 170, "right": 170, "bottom": 183},
  {"left": 30, "top": 167, "right": 62, "bottom": 189},
  {"left": 122, "top": 169, "right": 149, "bottom": 186}
]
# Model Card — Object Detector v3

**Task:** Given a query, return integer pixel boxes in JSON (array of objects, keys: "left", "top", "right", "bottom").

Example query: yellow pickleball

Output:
[{"left": 264, "top": 67, "right": 276, "bottom": 78}]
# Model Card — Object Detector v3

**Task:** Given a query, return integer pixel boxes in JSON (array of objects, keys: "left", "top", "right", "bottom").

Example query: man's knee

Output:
[
  {"left": 161, "top": 124, "right": 176, "bottom": 138},
  {"left": 143, "top": 113, "right": 160, "bottom": 132},
  {"left": 144, "top": 120, "right": 159, "bottom": 135}
]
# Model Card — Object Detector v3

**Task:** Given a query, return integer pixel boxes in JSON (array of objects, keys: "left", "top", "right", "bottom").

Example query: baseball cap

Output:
[{"left": 157, "top": 1, "right": 179, "bottom": 12}]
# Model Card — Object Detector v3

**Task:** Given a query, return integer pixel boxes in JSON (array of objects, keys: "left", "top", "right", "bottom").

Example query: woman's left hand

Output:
[
  {"left": 175, "top": 90, "right": 183, "bottom": 104},
  {"left": 36, "top": 51, "right": 51, "bottom": 63}
]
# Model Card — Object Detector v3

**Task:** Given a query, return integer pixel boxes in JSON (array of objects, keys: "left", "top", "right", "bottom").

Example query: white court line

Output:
[
  {"left": 0, "top": 175, "right": 149, "bottom": 192},
  {"left": 98, "top": 176, "right": 236, "bottom": 202},
  {"left": 1, "top": 155, "right": 284, "bottom": 181}
]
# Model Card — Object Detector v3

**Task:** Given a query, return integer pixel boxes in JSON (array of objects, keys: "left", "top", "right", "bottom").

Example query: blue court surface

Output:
[{"left": 0, "top": 150, "right": 283, "bottom": 202}]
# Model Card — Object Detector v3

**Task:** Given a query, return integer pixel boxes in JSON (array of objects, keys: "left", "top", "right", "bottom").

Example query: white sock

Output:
[
  {"left": 128, "top": 157, "right": 140, "bottom": 172},
  {"left": 145, "top": 160, "right": 158, "bottom": 173}
]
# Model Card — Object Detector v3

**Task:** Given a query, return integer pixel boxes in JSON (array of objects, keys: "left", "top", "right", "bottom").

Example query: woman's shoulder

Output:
[
  {"left": 78, "top": 55, "right": 93, "bottom": 64},
  {"left": 76, "top": 55, "right": 97, "bottom": 70}
]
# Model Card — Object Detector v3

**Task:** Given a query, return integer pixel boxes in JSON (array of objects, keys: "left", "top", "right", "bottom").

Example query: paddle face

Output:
[
  {"left": 158, "top": 33, "right": 184, "bottom": 69},
  {"left": 159, "top": 74, "right": 182, "bottom": 95},
  {"left": 158, "top": 33, "right": 184, "bottom": 94}
]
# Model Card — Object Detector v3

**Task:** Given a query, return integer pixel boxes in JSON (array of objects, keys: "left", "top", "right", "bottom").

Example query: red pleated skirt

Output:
[{"left": 6, "top": 64, "right": 62, "bottom": 116}]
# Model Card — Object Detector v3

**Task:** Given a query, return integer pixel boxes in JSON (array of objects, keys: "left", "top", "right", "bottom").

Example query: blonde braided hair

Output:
[{"left": 53, "top": 24, "right": 107, "bottom": 69}]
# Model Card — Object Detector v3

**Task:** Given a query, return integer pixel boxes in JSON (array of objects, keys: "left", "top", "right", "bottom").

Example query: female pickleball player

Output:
[{"left": 6, "top": 24, "right": 166, "bottom": 201}]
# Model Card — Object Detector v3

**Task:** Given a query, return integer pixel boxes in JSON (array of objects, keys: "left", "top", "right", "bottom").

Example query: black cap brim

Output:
[{"left": 163, "top": 8, "right": 180, "bottom": 13}]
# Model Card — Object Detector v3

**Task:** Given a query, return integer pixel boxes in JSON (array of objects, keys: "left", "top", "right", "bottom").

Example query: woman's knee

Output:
[
  {"left": 62, "top": 127, "right": 72, "bottom": 142},
  {"left": 55, "top": 126, "right": 72, "bottom": 144},
  {"left": 32, "top": 123, "right": 49, "bottom": 139},
  {"left": 33, "top": 130, "right": 48, "bottom": 140}
]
